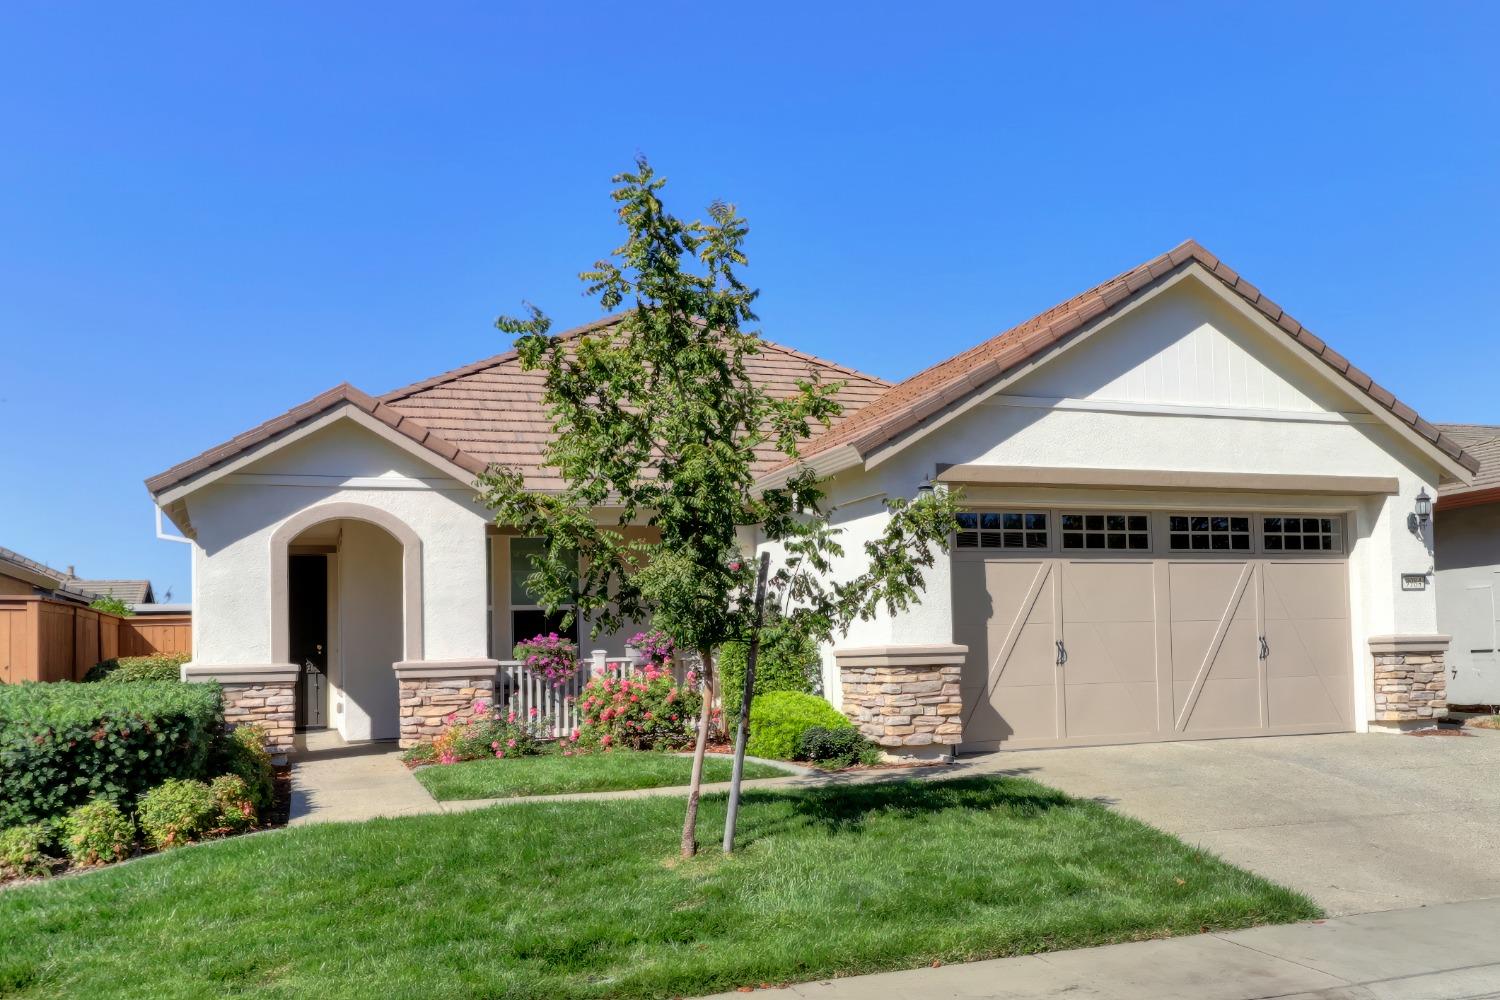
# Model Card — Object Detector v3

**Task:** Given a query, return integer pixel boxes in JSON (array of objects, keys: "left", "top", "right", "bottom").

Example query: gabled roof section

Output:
[
  {"left": 1436, "top": 423, "right": 1500, "bottom": 509},
  {"left": 145, "top": 383, "right": 487, "bottom": 498},
  {"left": 786, "top": 240, "right": 1480, "bottom": 480},
  {"left": 0, "top": 546, "right": 96, "bottom": 602},
  {"left": 382, "top": 314, "right": 891, "bottom": 491},
  {"left": 73, "top": 580, "right": 155, "bottom": 605}
]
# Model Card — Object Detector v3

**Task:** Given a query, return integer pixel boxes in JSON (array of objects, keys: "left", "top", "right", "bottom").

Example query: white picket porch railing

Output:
[{"left": 497, "top": 651, "right": 639, "bottom": 739}]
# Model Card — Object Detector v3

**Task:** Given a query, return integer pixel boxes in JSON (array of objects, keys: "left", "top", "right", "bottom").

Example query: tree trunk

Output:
[{"left": 680, "top": 647, "right": 715, "bottom": 858}]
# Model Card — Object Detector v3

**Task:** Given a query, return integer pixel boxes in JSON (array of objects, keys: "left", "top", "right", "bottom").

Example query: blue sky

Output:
[{"left": 2, "top": 2, "right": 1496, "bottom": 599}]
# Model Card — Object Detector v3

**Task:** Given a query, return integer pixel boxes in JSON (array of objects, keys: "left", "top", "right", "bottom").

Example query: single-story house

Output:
[
  {"left": 1435, "top": 424, "right": 1500, "bottom": 707},
  {"left": 147, "top": 241, "right": 1479, "bottom": 755}
]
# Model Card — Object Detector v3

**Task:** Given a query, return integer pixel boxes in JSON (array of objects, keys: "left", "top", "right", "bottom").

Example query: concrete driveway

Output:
[{"left": 961, "top": 731, "right": 1500, "bottom": 916}]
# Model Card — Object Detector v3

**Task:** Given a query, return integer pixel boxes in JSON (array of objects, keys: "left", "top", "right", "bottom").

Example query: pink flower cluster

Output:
[
  {"left": 514, "top": 632, "right": 580, "bottom": 685},
  {"left": 573, "top": 668, "right": 701, "bottom": 752}
]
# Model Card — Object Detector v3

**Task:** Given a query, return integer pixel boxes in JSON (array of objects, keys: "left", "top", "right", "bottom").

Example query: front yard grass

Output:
[
  {"left": 0, "top": 776, "right": 1320, "bottom": 999},
  {"left": 414, "top": 750, "right": 790, "bottom": 801}
]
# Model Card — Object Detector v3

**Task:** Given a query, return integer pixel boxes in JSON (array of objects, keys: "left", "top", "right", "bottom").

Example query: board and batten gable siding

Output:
[
  {"left": 800, "top": 275, "right": 1447, "bottom": 730},
  {"left": 186, "top": 416, "right": 491, "bottom": 667}
]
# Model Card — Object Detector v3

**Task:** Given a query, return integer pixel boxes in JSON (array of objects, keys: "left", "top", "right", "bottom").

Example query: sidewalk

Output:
[{"left": 699, "top": 897, "right": 1500, "bottom": 1000}]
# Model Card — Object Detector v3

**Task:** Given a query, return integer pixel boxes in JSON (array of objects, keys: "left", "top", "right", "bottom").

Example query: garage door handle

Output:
[
  {"left": 1259, "top": 637, "right": 1269, "bottom": 660},
  {"left": 1056, "top": 640, "right": 1067, "bottom": 666}
]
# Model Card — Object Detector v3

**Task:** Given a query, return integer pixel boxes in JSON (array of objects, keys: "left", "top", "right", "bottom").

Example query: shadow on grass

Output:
[{"left": 732, "top": 774, "right": 1085, "bottom": 844}]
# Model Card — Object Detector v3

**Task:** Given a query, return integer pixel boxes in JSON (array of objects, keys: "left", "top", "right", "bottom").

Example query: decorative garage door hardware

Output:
[{"left": 953, "top": 537, "right": 1352, "bottom": 751}]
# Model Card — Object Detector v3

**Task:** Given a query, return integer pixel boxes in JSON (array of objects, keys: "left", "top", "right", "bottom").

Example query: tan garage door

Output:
[{"left": 954, "top": 509, "right": 1352, "bottom": 751}]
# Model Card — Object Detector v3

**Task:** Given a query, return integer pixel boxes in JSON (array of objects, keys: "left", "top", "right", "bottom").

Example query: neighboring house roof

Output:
[
  {"left": 381, "top": 313, "right": 892, "bottom": 491},
  {"left": 1435, "top": 423, "right": 1500, "bottom": 510},
  {"left": 74, "top": 580, "right": 155, "bottom": 605},
  {"left": 779, "top": 240, "right": 1480, "bottom": 481},
  {"left": 0, "top": 547, "right": 115, "bottom": 603},
  {"left": 145, "top": 383, "right": 488, "bottom": 498}
]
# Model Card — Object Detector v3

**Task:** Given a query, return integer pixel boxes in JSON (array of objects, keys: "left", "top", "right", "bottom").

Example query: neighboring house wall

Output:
[
  {"left": 800, "top": 277, "right": 1445, "bottom": 739},
  {"left": 1436, "top": 501, "right": 1500, "bottom": 705},
  {"left": 0, "top": 575, "right": 34, "bottom": 596}
]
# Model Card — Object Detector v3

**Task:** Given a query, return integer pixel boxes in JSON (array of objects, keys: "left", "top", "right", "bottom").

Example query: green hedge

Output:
[
  {"left": 0, "top": 681, "right": 223, "bottom": 827},
  {"left": 746, "top": 691, "right": 854, "bottom": 761},
  {"left": 84, "top": 653, "right": 189, "bottom": 684},
  {"left": 718, "top": 618, "right": 819, "bottom": 721}
]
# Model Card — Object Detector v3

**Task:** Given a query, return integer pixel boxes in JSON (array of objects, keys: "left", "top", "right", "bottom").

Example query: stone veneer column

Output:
[
  {"left": 834, "top": 644, "right": 968, "bottom": 757},
  {"left": 181, "top": 664, "right": 299, "bottom": 755},
  {"left": 1368, "top": 635, "right": 1450, "bottom": 730},
  {"left": 393, "top": 660, "right": 502, "bottom": 749}
]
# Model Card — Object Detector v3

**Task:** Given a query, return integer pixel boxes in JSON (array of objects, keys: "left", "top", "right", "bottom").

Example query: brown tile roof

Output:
[
  {"left": 786, "top": 240, "right": 1481, "bottom": 478},
  {"left": 145, "top": 383, "right": 487, "bottom": 496},
  {"left": 1435, "top": 424, "right": 1500, "bottom": 509},
  {"left": 381, "top": 314, "right": 891, "bottom": 491},
  {"left": 0, "top": 546, "right": 103, "bottom": 603},
  {"left": 147, "top": 317, "right": 890, "bottom": 497},
  {"left": 72, "top": 580, "right": 155, "bottom": 605}
]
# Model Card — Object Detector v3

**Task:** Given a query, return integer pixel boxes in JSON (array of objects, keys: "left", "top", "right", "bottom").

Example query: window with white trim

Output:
[
  {"left": 1168, "top": 514, "right": 1252, "bottom": 551},
  {"left": 509, "top": 537, "right": 578, "bottom": 643},
  {"left": 955, "top": 511, "right": 1049, "bottom": 550},
  {"left": 1060, "top": 513, "right": 1150, "bottom": 550},
  {"left": 1263, "top": 516, "right": 1340, "bottom": 552}
]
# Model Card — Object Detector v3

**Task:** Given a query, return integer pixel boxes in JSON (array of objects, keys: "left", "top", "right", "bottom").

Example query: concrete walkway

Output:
[
  {"left": 699, "top": 897, "right": 1500, "bottom": 1000},
  {"left": 287, "top": 736, "right": 435, "bottom": 824}
]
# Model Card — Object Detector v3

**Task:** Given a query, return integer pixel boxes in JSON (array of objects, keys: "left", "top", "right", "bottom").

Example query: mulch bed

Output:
[
  {"left": 1408, "top": 726, "right": 1469, "bottom": 737},
  {"left": 1, "top": 764, "right": 294, "bottom": 889}
]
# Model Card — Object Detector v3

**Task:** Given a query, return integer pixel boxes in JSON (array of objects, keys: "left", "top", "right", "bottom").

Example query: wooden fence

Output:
[{"left": 0, "top": 596, "right": 192, "bottom": 684}]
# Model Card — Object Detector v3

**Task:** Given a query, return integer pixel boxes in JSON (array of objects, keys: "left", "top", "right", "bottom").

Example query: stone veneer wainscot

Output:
[
  {"left": 835, "top": 644, "right": 967, "bottom": 756},
  {"left": 1369, "top": 635, "right": 1450, "bottom": 730},
  {"left": 181, "top": 664, "right": 300, "bottom": 754},
  {"left": 394, "top": 660, "right": 501, "bottom": 749}
]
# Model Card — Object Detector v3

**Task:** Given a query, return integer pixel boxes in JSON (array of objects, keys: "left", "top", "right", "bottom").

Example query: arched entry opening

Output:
[{"left": 270, "top": 503, "right": 422, "bottom": 743}]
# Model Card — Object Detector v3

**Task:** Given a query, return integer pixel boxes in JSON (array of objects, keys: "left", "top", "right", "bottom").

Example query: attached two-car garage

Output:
[{"left": 952, "top": 506, "right": 1353, "bottom": 751}]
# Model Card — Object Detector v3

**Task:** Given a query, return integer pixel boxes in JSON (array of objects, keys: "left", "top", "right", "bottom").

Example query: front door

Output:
[{"left": 289, "top": 554, "right": 328, "bottom": 730}]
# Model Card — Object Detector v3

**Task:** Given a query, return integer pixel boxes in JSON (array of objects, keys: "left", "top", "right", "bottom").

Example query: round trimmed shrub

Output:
[
  {"left": 210, "top": 775, "right": 256, "bottom": 832},
  {"left": 718, "top": 618, "right": 820, "bottom": 721},
  {"left": 0, "top": 822, "right": 54, "bottom": 879},
  {"left": 796, "top": 726, "right": 881, "bottom": 768},
  {"left": 137, "top": 778, "right": 218, "bottom": 849},
  {"left": 61, "top": 798, "right": 135, "bottom": 866},
  {"left": 746, "top": 692, "right": 854, "bottom": 761}
]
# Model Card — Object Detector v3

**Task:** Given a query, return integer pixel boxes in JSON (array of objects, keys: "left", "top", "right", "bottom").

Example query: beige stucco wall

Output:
[
  {"left": 185, "top": 417, "right": 491, "bottom": 668},
  {"left": 783, "top": 276, "right": 1449, "bottom": 733},
  {"left": 334, "top": 519, "right": 404, "bottom": 740}
]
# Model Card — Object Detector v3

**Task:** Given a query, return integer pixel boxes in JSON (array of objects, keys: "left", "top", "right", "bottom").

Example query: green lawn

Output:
[
  {"left": 414, "top": 750, "right": 790, "bottom": 801},
  {"left": 0, "top": 777, "right": 1319, "bottom": 999}
]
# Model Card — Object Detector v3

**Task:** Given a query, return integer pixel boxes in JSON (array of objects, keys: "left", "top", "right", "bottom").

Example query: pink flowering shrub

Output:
[
  {"left": 514, "top": 632, "right": 580, "bottom": 685},
  {"left": 627, "top": 629, "right": 675, "bottom": 669},
  {"left": 574, "top": 669, "right": 701, "bottom": 751},
  {"left": 426, "top": 704, "right": 551, "bottom": 764}
]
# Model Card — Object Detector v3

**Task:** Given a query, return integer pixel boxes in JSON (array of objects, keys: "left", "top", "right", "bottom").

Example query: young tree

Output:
[{"left": 482, "top": 158, "right": 958, "bottom": 857}]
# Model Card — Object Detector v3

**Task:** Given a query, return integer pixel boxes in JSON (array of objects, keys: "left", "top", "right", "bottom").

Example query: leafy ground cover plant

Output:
[
  {"left": 0, "top": 823, "right": 54, "bottom": 879},
  {"left": 136, "top": 778, "right": 219, "bottom": 849},
  {"left": 210, "top": 775, "right": 257, "bottom": 831},
  {"left": 83, "top": 653, "right": 189, "bottom": 684},
  {"left": 795, "top": 726, "right": 882, "bottom": 768},
  {"left": 746, "top": 691, "right": 855, "bottom": 761},
  {"left": 60, "top": 798, "right": 135, "bottom": 866},
  {"left": 413, "top": 701, "right": 554, "bottom": 766},
  {"left": 213, "top": 724, "right": 275, "bottom": 810},
  {"left": 0, "top": 680, "right": 223, "bottom": 827}
]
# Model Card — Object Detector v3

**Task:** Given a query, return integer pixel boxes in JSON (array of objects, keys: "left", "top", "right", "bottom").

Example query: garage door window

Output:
[
  {"left": 1060, "top": 513, "right": 1149, "bottom": 550},
  {"left": 1168, "top": 514, "right": 1251, "bottom": 551},
  {"left": 955, "top": 511, "right": 1048, "bottom": 549},
  {"left": 1263, "top": 516, "right": 1340, "bottom": 552}
]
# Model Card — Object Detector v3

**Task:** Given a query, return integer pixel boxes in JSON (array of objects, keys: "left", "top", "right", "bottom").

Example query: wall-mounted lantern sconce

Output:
[
  {"left": 1407, "top": 488, "right": 1432, "bottom": 536},
  {"left": 917, "top": 476, "right": 935, "bottom": 498}
]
